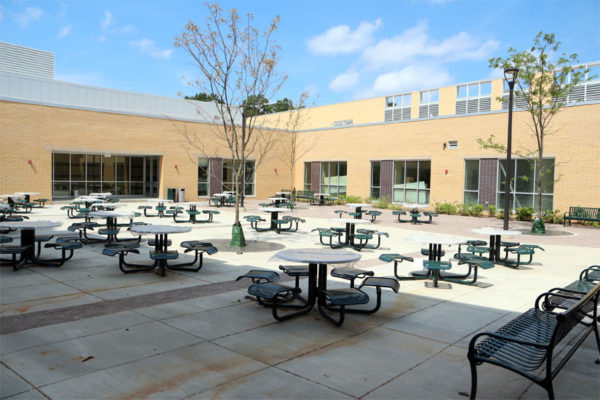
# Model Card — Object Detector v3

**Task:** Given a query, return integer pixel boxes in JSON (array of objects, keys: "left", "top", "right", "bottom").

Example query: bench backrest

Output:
[
  {"left": 552, "top": 282, "right": 600, "bottom": 346},
  {"left": 569, "top": 207, "right": 600, "bottom": 219}
]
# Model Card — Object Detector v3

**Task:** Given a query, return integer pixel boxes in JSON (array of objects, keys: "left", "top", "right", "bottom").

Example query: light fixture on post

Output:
[{"left": 503, "top": 67, "right": 519, "bottom": 230}]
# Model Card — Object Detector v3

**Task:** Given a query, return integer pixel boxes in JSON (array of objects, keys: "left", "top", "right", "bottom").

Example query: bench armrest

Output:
[{"left": 535, "top": 290, "right": 584, "bottom": 310}]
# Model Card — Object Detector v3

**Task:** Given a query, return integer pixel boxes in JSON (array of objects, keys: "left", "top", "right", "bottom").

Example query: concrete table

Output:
[
  {"left": 472, "top": 227, "right": 522, "bottom": 263},
  {"left": 268, "top": 197, "right": 288, "bottom": 207},
  {"left": 406, "top": 233, "right": 465, "bottom": 288},
  {"left": 346, "top": 203, "right": 372, "bottom": 219},
  {"left": 130, "top": 225, "right": 191, "bottom": 276},
  {"left": 259, "top": 207, "right": 291, "bottom": 231},
  {"left": 89, "top": 211, "right": 135, "bottom": 244},
  {"left": 146, "top": 199, "right": 173, "bottom": 218},
  {"left": 313, "top": 193, "right": 331, "bottom": 206},
  {"left": 275, "top": 248, "right": 361, "bottom": 320},
  {"left": 0, "top": 220, "right": 61, "bottom": 264},
  {"left": 329, "top": 218, "right": 371, "bottom": 248}
]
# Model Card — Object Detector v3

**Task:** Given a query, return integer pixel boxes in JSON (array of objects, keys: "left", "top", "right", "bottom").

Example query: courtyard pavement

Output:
[{"left": 1, "top": 199, "right": 599, "bottom": 399}]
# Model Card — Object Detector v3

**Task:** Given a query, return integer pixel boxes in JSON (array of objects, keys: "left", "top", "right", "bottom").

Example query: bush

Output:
[
  {"left": 516, "top": 207, "right": 535, "bottom": 221},
  {"left": 497, "top": 211, "right": 504, "bottom": 219},
  {"left": 374, "top": 196, "right": 390, "bottom": 209},
  {"left": 471, "top": 204, "right": 484, "bottom": 217},
  {"left": 457, "top": 203, "right": 472, "bottom": 216},
  {"left": 434, "top": 201, "right": 457, "bottom": 215},
  {"left": 344, "top": 195, "right": 362, "bottom": 204},
  {"left": 542, "top": 209, "right": 563, "bottom": 224},
  {"left": 487, "top": 205, "right": 497, "bottom": 217}
]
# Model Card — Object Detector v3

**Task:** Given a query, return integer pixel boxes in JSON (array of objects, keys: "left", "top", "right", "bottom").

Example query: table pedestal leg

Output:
[{"left": 21, "top": 228, "right": 35, "bottom": 261}]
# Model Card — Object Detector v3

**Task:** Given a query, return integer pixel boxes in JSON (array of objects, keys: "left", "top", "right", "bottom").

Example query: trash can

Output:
[
  {"left": 73, "top": 190, "right": 79, "bottom": 198},
  {"left": 177, "top": 188, "right": 185, "bottom": 202},
  {"left": 167, "top": 188, "right": 176, "bottom": 201}
]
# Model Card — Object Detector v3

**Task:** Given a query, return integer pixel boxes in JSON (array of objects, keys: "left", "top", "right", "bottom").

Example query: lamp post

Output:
[{"left": 503, "top": 67, "right": 519, "bottom": 231}]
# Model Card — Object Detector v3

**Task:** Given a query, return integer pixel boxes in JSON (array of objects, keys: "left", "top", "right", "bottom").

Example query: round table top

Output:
[
  {"left": 268, "top": 197, "right": 288, "bottom": 201},
  {"left": 346, "top": 203, "right": 372, "bottom": 208},
  {"left": 15, "top": 192, "right": 40, "bottom": 195},
  {"left": 90, "top": 211, "right": 135, "bottom": 218},
  {"left": 89, "top": 192, "right": 112, "bottom": 196},
  {"left": 330, "top": 218, "right": 371, "bottom": 225},
  {"left": 405, "top": 233, "right": 465, "bottom": 245},
  {"left": 214, "top": 193, "right": 232, "bottom": 198},
  {"left": 146, "top": 198, "right": 173, "bottom": 203},
  {"left": 130, "top": 225, "right": 191, "bottom": 234},
  {"left": 93, "top": 202, "right": 126, "bottom": 208},
  {"left": 75, "top": 196, "right": 103, "bottom": 203},
  {"left": 0, "top": 203, "right": 10, "bottom": 210},
  {"left": 472, "top": 227, "right": 522, "bottom": 236},
  {"left": 260, "top": 207, "right": 291, "bottom": 213},
  {"left": 276, "top": 248, "right": 361, "bottom": 264},
  {"left": 0, "top": 220, "right": 62, "bottom": 229}
]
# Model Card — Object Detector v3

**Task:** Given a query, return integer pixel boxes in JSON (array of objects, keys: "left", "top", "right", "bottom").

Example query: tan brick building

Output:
[{"left": 1, "top": 43, "right": 599, "bottom": 213}]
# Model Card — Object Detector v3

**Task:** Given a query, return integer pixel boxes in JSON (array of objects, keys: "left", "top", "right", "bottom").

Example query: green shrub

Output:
[
  {"left": 516, "top": 207, "right": 535, "bottom": 221},
  {"left": 374, "top": 196, "right": 390, "bottom": 209},
  {"left": 471, "top": 204, "right": 484, "bottom": 217},
  {"left": 344, "top": 195, "right": 362, "bottom": 204},
  {"left": 487, "top": 205, "right": 497, "bottom": 217},
  {"left": 434, "top": 201, "right": 457, "bottom": 215},
  {"left": 497, "top": 211, "right": 504, "bottom": 219},
  {"left": 457, "top": 203, "right": 472, "bottom": 216}
]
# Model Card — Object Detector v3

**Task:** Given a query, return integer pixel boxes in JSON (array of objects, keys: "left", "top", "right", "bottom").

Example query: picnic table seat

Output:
[
  {"left": 34, "top": 234, "right": 54, "bottom": 257},
  {"left": 279, "top": 264, "right": 309, "bottom": 294},
  {"left": 0, "top": 244, "right": 31, "bottom": 270},
  {"left": 244, "top": 215, "right": 269, "bottom": 231},
  {"left": 353, "top": 229, "right": 389, "bottom": 250},
  {"left": 236, "top": 269, "right": 280, "bottom": 283},
  {"left": 318, "top": 288, "right": 370, "bottom": 327},
  {"left": 312, "top": 228, "right": 343, "bottom": 248},
  {"left": 437, "top": 253, "right": 494, "bottom": 285},
  {"left": 247, "top": 281, "right": 309, "bottom": 321},
  {"left": 392, "top": 209, "right": 411, "bottom": 223},
  {"left": 0, "top": 236, "right": 13, "bottom": 244},
  {"left": 102, "top": 243, "right": 150, "bottom": 274},
  {"left": 458, "top": 240, "right": 487, "bottom": 254},
  {"left": 33, "top": 198, "right": 49, "bottom": 207},
  {"left": 42, "top": 237, "right": 83, "bottom": 267},
  {"left": 417, "top": 211, "right": 438, "bottom": 224},
  {"left": 138, "top": 205, "right": 158, "bottom": 217},
  {"left": 466, "top": 246, "right": 488, "bottom": 257},
  {"left": 331, "top": 267, "right": 374, "bottom": 288},
  {"left": 148, "top": 239, "right": 172, "bottom": 246},
  {"left": 356, "top": 277, "right": 401, "bottom": 313},
  {"left": 365, "top": 210, "right": 382, "bottom": 222},
  {"left": 334, "top": 210, "right": 348, "bottom": 218},
  {"left": 379, "top": 253, "right": 431, "bottom": 280},
  {"left": 174, "top": 241, "right": 218, "bottom": 271},
  {"left": 274, "top": 216, "right": 305, "bottom": 233},
  {"left": 501, "top": 244, "right": 544, "bottom": 268},
  {"left": 68, "top": 221, "right": 103, "bottom": 243}
]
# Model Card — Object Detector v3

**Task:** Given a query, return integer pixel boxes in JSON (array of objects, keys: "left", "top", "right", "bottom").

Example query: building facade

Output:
[{"left": 1, "top": 42, "right": 599, "bottom": 212}]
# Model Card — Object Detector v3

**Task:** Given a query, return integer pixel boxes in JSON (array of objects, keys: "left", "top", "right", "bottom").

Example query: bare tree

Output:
[
  {"left": 175, "top": 2, "right": 286, "bottom": 246},
  {"left": 283, "top": 93, "right": 315, "bottom": 190}
]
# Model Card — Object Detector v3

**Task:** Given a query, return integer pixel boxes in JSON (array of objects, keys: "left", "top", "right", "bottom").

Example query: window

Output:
[
  {"left": 222, "top": 159, "right": 255, "bottom": 196},
  {"left": 321, "top": 161, "right": 347, "bottom": 197},
  {"left": 384, "top": 93, "right": 411, "bottom": 122},
  {"left": 52, "top": 152, "right": 157, "bottom": 198},
  {"left": 198, "top": 158, "right": 210, "bottom": 196},
  {"left": 419, "top": 90, "right": 439, "bottom": 118},
  {"left": 497, "top": 158, "right": 554, "bottom": 212},
  {"left": 304, "top": 162, "right": 312, "bottom": 190},
  {"left": 370, "top": 161, "right": 381, "bottom": 199},
  {"left": 464, "top": 160, "right": 479, "bottom": 204},
  {"left": 456, "top": 81, "right": 491, "bottom": 114},
  {"left": 448, "top": 140, "right": 458, "bottom": 150},
  {"left": 392, "top": 160, "right": 430, "bottom": 204}
]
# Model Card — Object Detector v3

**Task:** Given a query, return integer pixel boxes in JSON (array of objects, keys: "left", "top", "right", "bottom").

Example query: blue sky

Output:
[{"left": 1, "top": 0, "right": 598, "bottom": 106}]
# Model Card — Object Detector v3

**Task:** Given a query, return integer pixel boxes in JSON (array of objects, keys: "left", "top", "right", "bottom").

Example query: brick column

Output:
[
  {"left": 311, "top": 162, "right": 321, "bottom": 193},
  {"left": 209, "top": 158, "right": 222, "bottom": 195},
  {"left": 380, "top": 160, "right": 393, "bottom": 200},
  {"left": 479, "top": 159, "right": 498, "bottom": 206}
]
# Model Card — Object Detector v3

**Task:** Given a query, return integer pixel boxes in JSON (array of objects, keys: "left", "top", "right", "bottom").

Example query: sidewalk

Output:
[{"left": 1, "top": 200, "right": 599, "bottom": 399}]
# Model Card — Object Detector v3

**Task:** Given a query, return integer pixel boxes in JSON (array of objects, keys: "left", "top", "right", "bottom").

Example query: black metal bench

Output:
[
  {"left": 467, "top": 281, "right": 600, "bottom": 399},
  {"left": 563, "top": 206, "right": 600, "bottom": 226}
]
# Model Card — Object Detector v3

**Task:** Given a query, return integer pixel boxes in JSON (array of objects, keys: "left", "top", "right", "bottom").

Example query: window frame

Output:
[
  {"left": 391, "top": 160, "right": 431, "bottom": 205},
  {"left": 496, "top": 158, "right": 555, "bottom": 212}
]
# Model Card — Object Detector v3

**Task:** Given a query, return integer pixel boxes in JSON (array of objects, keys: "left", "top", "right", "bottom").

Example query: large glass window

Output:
[
  {"left": 464, "top": 160, "right": 479, "bottom": 204},
  {"left": 497, "top": 158, "right": 554, "bottom": 212},
  {"left": 304, "top": 162, "right": 312, "bottom": 190},
  {"left": 392, "top": 160, "right": 430, "bottom": 204},
  {"left": 321, "top": 161, "right": 347, "bottom": 196},
  {"left": 222, "top": 159, "right": 255, "bottom": 196},
  {"left": 52, "top": 152, "right": 158, "bottom": 198},
  {"left": 198, "top": 158, "right": 210, "bottom": 196},
  {"left": 370, "top": 161, "right": 381, "bottom": 199}
]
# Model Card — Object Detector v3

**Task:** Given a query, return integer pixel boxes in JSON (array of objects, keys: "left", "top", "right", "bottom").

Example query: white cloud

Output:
[
  {"left": 488, "top": 67, "right": 504, "bottom": 80},
  {"left": 371, "top": 64, "right": 451, "bottom": 95},
  {"left": 14, "top": 6, "right": 43, "bottom": 28},
  {"left": 57, "top": 24, "right": 71, "bottom": 39},
  {"left": 303, "top": 83, "right": 321, "bottom": 99},
  {"left": 130, "top": 38, "right": 173, "bottom": 59},
  {"left": 329, "top": 71, "right": 360, "bottom": 91},
  {"left": 361, "top": 20, "right": 498, "bottom": 70},
  {"left": 101, "top": 10, "right": 114, "bottom": 29},
  {"left": 308, "top": 18, "right": 382, "bottom": 56}
]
